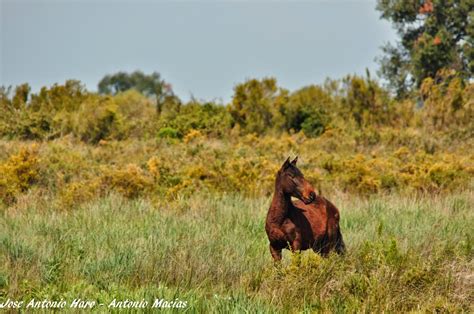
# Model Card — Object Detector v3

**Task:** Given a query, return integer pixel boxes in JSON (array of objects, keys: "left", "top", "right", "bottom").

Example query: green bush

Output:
[
  {"left": 285, "top": 85, "right": 333, "bottom": 137},
  {"left": 71, "top": 95, "right": 124, "bottom": 144},
  {"left": 229, "top": 78, "right": 288, "bottom": 135},
  {"left": 421, "top": 71, "right": 474, "bottom": 136},
  {"left": 342, "top": 73, "right": 394, "bottom": 128},
  {"left": 160, "top": 101, "right": 231, "bottom": 137},
  {"left": 113, "top": 90, "right": 157, "bottom": 138},
  {"left": 157, "top": 127, "right": 181, "bottom": 139}
]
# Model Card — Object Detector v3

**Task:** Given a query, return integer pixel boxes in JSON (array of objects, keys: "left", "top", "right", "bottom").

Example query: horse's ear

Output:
[
  {"left": 282, "top": 157, "right": 291, "bottom": 169},
  {"left": 291, "top": 156, "right": 298, "bottom": 166}
]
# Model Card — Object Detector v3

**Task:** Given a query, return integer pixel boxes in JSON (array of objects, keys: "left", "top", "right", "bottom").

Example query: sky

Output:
[{"left": 1, "top": 0, "right": 397, "bottom": 103}]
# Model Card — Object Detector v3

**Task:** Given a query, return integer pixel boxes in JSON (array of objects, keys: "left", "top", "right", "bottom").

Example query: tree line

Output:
[{"left": 0, "top": 0, "right": 472, "bottom": 142}]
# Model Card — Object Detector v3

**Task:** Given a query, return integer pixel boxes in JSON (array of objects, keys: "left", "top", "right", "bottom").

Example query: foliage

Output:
[
  {"left": 157, "top": 127, "right": 181, "bottom": 139},
  {"left": 113, "top": 90, "right": 157, "bottom": 138},
  {"left": 97, "top": 70, "right": 179, "bottom": 113},
  {"left": 420, "top": 69, "right": 474, "bottom": 135},
  {"left": 342, "top": 72, "right": 394, "bottom": 128},
  {"left": 0, "top": 130, "right": 471, "bottom": 210},
  {"left": 229, "top": 78, "right": 289, "bottom": 135},
  {"left": 159, "top": 101, "right": 231, "bottom": 137},
  {"left": 70, "top": 95, "right": 125, "bottom": 144},
  {"left": 0, "top": 76, "right": 471, "bottom": 206},
  {"left": 101, "top": 164, "right": 154, "bottom": 199},
  {"left": 0, "top": 81, "right": 88, "bottom": 139},
  {"left": 376, "top": 0, "right": 473, "bottom": 97},
  {"left": 0, "top": 83, "right": 161, "bottom": 142},
  {"left": 285, "top": 85, "right": 333, "bottom": 137},
  {"left": 0, "top": 145, "right": 40, "bottom": 205},
  {"left": 0, "top": 72, "right": 473, "bottom": 313},
  {"left": 1, "top": 74, "right": 472, "bottom": 143},
  {"left": 59, "top": 179, "right": 101, "bottom": 209}
]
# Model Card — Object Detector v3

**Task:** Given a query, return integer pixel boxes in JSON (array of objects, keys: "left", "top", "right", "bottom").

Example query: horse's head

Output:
[{"left": 277, "top": 156, "right": 316, "bottom": 204}]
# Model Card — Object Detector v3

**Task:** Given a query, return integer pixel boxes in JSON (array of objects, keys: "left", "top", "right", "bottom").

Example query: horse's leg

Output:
[
  {"left": 312, "top": 235, "right": 330, "bottom": 257},
  {"left": 290, "top": 233, "right": 302, "bottom": 252},
  {"left": 320, "top": 244, "right": 330, "bottom": 257},
  {"left": 269, "top": 244, "right": 282, "bottom": 261}
]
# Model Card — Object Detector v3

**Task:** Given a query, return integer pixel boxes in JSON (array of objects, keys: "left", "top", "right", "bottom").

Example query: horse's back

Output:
[{"left": 323, "top": 197, "right": 340, "bottom": 222}]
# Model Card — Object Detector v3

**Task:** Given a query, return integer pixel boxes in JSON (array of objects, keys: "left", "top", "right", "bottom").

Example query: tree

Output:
[
  {"left": 229, "top": 78, "right": 288, "bottom": 135},
  {"left": 342, "top": 71, "right": 393, "bottom": 127},
  {"left": 376, "top": 0, "right": 473, "bottom": 98},
  {"left": 0, "top": 85, "right": 30, "bottom": 138},
  {"left": 97, "top": 71, "right": 179, "bottom": 113},
  {"left": 284, "top": 85, "right": 333, "bottom": 137},
  {"left": 420, "top": 69, "right": 473, "bottom": 133}
]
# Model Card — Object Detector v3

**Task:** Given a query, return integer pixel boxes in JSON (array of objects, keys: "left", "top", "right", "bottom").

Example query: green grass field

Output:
[{"left": 1, "top": 191, "right": 472, "bottom": 312}]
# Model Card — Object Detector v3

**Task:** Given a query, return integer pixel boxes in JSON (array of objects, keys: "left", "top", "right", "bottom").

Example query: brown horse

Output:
[{"left": 265, "top": 157, "right": 345, "bottom": 261}]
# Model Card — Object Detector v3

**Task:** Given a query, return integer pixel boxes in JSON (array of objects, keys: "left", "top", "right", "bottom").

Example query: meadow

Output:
[
  {"left": 0, "top": 73, "right": 473, "bottom": 312},
  {"left": 1, "top": 189, "right": 472, "bottom": 312}
]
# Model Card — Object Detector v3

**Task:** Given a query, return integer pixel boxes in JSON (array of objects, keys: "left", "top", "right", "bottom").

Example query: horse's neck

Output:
[{"left": 268, "top": 189, "right": 292, "bottom": 226}]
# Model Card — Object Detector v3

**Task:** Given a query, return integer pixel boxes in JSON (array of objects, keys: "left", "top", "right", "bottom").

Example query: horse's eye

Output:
[{"left": 288, "top": 173, "right": 295, "bottom": 179}]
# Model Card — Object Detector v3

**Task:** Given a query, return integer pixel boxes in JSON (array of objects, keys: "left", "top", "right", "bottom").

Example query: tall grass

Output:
[{"left": 1, "top": 191, "right": 472, "bottom": 312}]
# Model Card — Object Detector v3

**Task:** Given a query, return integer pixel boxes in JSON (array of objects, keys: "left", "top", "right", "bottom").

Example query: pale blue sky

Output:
[{"left": 1, "top": 0, "right": 397, "bottom": 102}]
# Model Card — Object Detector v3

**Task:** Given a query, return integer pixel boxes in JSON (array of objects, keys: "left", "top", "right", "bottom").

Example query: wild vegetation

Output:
[
  {"left": 0, "top": 70, "right": 472, "bottom": 205},
  {"left": 0, "top": 71, "right": 471, "bottom": 311},
  {"left": 1, "top": 0, "right": 473, "bottom": 311}
]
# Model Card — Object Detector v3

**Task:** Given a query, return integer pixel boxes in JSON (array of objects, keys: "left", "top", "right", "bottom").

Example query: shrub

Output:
[
  {"left": 0, "top": 145, "right": 40, "bottom": 205},
  {"left": 147, "top": 156, "right": 162, "bottom": 180},
  {"left": 163, "top": 102, "right": 231, "bottom": 137},
  {"left": 285, "top": 85, "right": 333, "bottom": 137},
  {"left": 398, "top": 152, "right": 472, "bottom": 193},
  {"left": 330, "top": 155, "right": 381, "bottom": 195},
  {"left": 71, "top": 95, "right": 125, "bottom": 144},
  {"left": 229, "top": 78, "right": 288, "bottom": 135},
  {"left": 183, "top": 129, "right": 203, "bottom": 143},
  {"left": 112, "top": 90, "right": 157, "bottom": 138},
  {"left": 27, "top": 80, "right": 88, "bottom": 139},
  {"left": 342, "top": 73, "right": 394, "bottom": 128},
  {"left": 59, "top": 179, "right": 101, "bottom": 209},
  {"left": 157, "top": 127, "right": 181, "bottom": 139},
  {"left": 354, "top": 127, "right": 381, "bottom": 146},
  {"left": 101, "top": 164, "right": 153, "bottom": 198},
  {"left": 421, "top": 72, "right": 474, "bottom": 135}
]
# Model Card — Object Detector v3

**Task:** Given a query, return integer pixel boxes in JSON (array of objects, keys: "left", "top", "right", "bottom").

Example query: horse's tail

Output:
[{"left": 335, "top": 227, "right": 345, "bottom": 255}]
